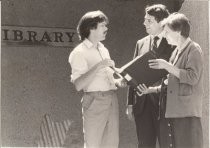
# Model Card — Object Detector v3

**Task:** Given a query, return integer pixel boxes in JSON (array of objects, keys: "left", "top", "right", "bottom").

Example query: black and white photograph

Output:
[{"left": 1, "top": 0, "right": 209, "bottom": 148}]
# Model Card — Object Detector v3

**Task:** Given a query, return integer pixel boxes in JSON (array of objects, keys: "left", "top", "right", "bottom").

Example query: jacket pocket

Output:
[
  {"left": 81, "top": 94, "right": 95, "bottom": 111},
  {"left": 179, "top": 84, "right": 193, "bottom": 96}
]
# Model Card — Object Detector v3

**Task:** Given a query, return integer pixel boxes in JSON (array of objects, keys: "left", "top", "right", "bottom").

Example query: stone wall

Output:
[{"left": 180, "top": 1, "right": 209, "bottom": 148}]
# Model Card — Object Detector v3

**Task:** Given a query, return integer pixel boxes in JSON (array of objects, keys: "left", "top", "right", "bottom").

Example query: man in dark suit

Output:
[{"left": 126, "top": 4, "right": 175, "bottom": 148}]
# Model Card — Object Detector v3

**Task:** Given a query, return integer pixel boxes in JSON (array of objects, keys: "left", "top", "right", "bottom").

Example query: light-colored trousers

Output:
[{"left": 81, "top": 90, "right": 119, "bottom": 148}]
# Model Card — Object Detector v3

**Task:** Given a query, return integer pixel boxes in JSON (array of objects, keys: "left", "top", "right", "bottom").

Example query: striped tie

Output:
[{"left": 152, "top": 36, "right": 159, "bottom": 52}]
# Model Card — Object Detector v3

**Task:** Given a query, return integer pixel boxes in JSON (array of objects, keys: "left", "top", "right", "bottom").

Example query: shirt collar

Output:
[
  {"left": 177, "top": 37, "right": 191, "bottom": 53},
  {"left": 83, "top": 38, "right": 104, "bottom": 49},
  {"left": 83, "top": 38, "right": 93, "bottom": 48},
  {"left": 152, "top": 31, "right": 164, "bottom": 40}
]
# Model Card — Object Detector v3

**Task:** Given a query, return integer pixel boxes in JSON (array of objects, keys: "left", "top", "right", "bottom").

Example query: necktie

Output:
[{"left": 152, "top": 36, "right": 159, "bottom": 52}]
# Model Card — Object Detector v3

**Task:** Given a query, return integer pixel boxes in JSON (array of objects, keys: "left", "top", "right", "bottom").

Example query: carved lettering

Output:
[
  {"left": 40, "top": 32, "right": 52, "bottom": 42},
  {"left": 2, "top": 29, "right": 9, "bottom": 40},
  {"left": 27, "top": 31, "right": 38, "bottom": 42},
  {"left": 13, "top": 30, "right": 23, "bottom": 41},
  {"left": 54, "top": 32, "right": 64, "bottom": 42},
  {"left": 65, "top": 32, "right": 75, "bottom": 42},
  {"left": 2, "top": 26, "right": 78, "bottom": 47}
]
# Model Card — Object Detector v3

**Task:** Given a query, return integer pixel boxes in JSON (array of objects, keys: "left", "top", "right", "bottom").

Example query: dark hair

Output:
[
  {"left": 145, "top": 4, "right": 169, "bottom": 22},
  {"left": 162, "top": 12, "right": 190, "bottom": 38},
  {"left": 77, "top": 10, "right": 109, "bottom": 41}
]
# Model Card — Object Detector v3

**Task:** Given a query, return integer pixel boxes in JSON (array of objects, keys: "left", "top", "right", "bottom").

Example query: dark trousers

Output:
[{"left": 134, "top": 94, "right": 159, "bottom": 148}]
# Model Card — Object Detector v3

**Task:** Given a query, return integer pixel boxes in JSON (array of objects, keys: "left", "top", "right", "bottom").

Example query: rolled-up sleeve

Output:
[
  {"left": 69, "top": 51, "right": 88, "bottom": 83},
  {"left": 179, "top": 47, "right": 203, "bottom": 85}
]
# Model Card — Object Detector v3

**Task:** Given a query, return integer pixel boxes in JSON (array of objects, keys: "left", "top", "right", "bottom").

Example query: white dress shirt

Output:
[{"left": 69, "top": 39, "right": 117, "bottom": 92}]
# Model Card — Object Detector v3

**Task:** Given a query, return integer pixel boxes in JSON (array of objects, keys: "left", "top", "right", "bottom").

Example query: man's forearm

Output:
[{"left": 74, "top": 64, "right": 99, "bottom": 91}]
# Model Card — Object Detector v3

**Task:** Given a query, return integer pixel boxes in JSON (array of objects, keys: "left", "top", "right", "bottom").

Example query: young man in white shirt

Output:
[{"left": 69, "top": 10, "right": 126, "bottom": 148}]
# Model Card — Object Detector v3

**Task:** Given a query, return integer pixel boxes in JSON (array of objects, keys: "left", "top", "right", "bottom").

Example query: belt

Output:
[{"left": 84, "top": 90, "right": 116, "bottom": 97}]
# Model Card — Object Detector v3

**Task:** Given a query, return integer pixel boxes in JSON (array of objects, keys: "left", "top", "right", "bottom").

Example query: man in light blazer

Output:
[{"left": 126, "top": 4, "right": 175, "bottom": 148}]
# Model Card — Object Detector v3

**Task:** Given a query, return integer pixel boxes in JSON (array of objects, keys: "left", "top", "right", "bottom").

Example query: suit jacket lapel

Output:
[
  {"left": 156, "top": 38, "right": 175, "bottom": 61},
  {"left": 157, "top": 38, "right": 167, "bottom": 54},
  {"left": 140, "top": 36, "right": 152, "bottom": 55}
]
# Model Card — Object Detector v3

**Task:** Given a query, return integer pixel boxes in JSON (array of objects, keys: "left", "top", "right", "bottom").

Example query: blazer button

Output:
[{"left": 170, "top": 90, "right": 172, "bottom": 93}]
